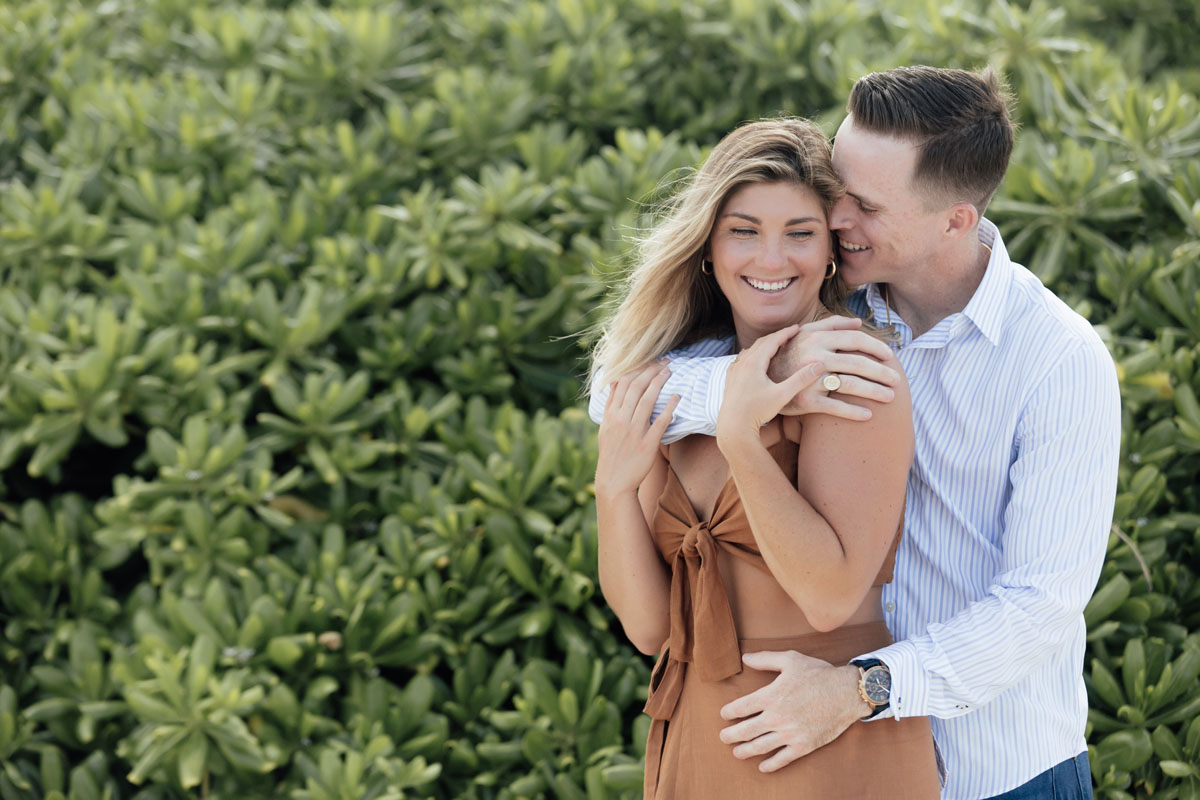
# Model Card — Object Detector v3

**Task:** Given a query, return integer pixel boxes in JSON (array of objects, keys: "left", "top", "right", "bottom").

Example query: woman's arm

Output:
[
  {"left": 715, "top": 327, "right": 913, "bottom": 631},
  {"left": 594, "top": 363, "right": 679, "bottom": 654},
  {"left": 596, "top": 451, "right": 671, "bottom": 654}
]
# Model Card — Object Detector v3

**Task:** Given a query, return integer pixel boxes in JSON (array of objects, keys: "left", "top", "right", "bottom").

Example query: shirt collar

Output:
[
  {"left": 959, "top": 219, "right": 1010, "bottom": 347},
  {"left": 860, "top": 218, "right": 1011, "bottom": 348}
]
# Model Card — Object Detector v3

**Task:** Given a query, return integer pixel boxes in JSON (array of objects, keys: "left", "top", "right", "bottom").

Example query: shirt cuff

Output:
[{"left": 856, "top": 639, "right": 924, "bottom": 720}]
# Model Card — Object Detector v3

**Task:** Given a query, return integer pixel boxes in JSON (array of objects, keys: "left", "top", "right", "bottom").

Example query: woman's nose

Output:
[{"left": 760, "top": 238, "right": 787, "bottom": 269}]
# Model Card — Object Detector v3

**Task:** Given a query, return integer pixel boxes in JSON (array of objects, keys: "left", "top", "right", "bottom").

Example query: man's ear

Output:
[{"left": 944, "top": 202, "right": 980, "bottom": 240}]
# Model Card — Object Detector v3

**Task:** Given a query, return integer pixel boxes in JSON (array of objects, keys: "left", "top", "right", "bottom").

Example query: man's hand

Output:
[
  {"left": 718, "top": 651, "right": 869, "bottom": 772},
  {"left": 768, "top": 316, "right": 900, "bottom": 421}
]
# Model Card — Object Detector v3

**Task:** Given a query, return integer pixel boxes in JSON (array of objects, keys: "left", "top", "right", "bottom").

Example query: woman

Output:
[{"left": 590, "top": 119, "right": 939, "bottom": 798}]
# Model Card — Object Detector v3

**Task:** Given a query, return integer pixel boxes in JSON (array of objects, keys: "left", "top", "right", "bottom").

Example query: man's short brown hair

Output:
[{"left": 847, "top": 66, "right": 1015, "bottom": 212}]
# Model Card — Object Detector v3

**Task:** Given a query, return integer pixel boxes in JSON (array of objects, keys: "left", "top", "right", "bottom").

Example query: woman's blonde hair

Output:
[{"left": 590, "top": 117, "right": 853, "bottom": 388}]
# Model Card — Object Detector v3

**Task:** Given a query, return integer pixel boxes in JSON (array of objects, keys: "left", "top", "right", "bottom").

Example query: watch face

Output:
[{"left": 863, "top": 666, "right": 891, "bottom": 704}]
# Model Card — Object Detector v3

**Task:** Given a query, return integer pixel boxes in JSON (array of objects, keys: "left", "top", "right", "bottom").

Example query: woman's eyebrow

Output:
[{"left": 720, "top": 212, "right": 822, "bottom": 225}]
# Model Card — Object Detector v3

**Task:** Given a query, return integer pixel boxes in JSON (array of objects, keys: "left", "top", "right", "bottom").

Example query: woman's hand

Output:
[
  {"left": 595, "top": 362, "right": 681, "bottom": 498},
  {"left": 716, "top": 326, "right": 822, "bottom": 451}
]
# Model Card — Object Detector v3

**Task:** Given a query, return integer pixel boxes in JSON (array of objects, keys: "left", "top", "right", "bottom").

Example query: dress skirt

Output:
[{"left": 644, "top": 621, "right": 941, "bottom": 799}]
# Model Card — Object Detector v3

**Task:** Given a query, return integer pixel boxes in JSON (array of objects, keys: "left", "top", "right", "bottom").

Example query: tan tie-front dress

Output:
[{"left": 641, "top": 431, "right": 941, "bottom": 799}]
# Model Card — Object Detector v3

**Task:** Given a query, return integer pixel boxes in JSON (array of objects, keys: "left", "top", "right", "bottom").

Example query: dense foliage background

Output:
[{"left": 0, "top": 0, "right": 1198, "bottom": 797}]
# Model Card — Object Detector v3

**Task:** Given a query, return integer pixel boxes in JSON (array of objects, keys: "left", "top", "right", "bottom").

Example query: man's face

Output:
[{"left": 829, "top": 115, "right": 947, "bottom": 288}]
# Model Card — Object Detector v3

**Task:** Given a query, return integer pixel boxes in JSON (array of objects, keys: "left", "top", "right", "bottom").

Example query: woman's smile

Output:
[
  {"left": 743, "top": 276, "right": 797, "bottom": 293},
  {"left": 710, "top": 181, "right": 833, "bottom": 348}
]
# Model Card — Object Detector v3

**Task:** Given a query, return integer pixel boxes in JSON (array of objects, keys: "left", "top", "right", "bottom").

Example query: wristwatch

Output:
[{"left": 851, "top": 658, "right": 891, "bottom": 719}]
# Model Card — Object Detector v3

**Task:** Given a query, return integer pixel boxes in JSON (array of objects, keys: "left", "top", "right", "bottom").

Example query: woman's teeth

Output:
[{"left": 745, "top": 277, "right": 794, "bottom": 292}]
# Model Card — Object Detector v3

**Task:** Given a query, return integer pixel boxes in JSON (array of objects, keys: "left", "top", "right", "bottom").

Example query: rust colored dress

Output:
[{"left": 642, "top": 434, "right": 940, "bottom": 799}]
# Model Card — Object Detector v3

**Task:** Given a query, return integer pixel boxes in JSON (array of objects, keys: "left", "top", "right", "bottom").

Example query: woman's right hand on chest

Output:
[{"left": 595, "top": 362, "right": 680, "bottom": 498}]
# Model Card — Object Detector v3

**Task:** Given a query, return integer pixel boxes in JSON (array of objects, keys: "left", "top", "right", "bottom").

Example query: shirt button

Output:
[{"left": 885, "top": 601, "right": 896, "bottom": 613}]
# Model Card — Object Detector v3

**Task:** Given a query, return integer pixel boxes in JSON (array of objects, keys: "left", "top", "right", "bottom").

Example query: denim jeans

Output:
[{"left": 984, "top": 753, "right": 1092, "bottom": 800}]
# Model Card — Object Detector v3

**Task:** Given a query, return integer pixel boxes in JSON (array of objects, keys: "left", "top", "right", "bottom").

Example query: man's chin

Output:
[{"left": 839, "top": 263, "right": 875, "bottom": 289}]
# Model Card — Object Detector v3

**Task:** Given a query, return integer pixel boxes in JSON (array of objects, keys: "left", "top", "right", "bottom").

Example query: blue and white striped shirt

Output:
[{"left": 588, "top": 220, "right": 1121, "bottom": 799}]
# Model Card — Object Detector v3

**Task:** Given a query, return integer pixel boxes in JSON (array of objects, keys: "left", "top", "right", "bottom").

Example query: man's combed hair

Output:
[{"left": 847, "top": 66, "right": 1015, "bottom": 212}]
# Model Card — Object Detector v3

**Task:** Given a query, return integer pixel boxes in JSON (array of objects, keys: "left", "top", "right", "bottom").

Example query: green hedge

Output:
[{"left": 0, "top": 0, "right": 1197, "bottom": 797}]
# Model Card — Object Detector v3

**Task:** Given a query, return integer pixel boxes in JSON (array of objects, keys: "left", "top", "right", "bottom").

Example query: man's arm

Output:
[
  {"left": 587, "top": 318, "right": 901, "bottom": 444},
  {"left": 718, "top": 336, "right": 1120, "bottom": 771},
  {"left": 588, "top": 337, "right": 737, "bottom": 445},
  {"left": 864, "top": 337, "right": 1120, "bottom": 719}
]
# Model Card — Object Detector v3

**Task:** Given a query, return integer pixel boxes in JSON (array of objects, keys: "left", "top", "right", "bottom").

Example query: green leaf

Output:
[
  {"left": 127, "top": 726, "right": 188, "bottom": 785},
  {"left": 518, "top": 605, "right": 553, "bottom": 638},
  {"left": 1089, "top": 660, "right": 1126, "bottom": 709},
  {"left": 1161, "top": 760, "right": 1197, "bottom": 778},
  {"left": 601, "top": 763, "right": 644, "bottom": 791},
  {"left": 1096, "top": 728, "right": 1153, "bottom": 772},
  {"left": 178, "top": 729, "right": 208, "bottom": 789},
  {"left": 501, "top": 545, "right": 540, "bottom": 595},
  {"left": 1085, "top": 573, "right": 1131, "bottom": 628},
  {"left": 1123, "top": 638, "right": 1147, "bottom": 705}
]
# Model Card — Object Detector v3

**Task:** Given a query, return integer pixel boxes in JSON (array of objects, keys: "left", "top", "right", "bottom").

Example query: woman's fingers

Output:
[
  {"left": 632, "top": 365, "right": 672, "bottom": 425},
  {"left": 742, "top": 324, "right": 801, "bottom": 365},
  {"left": 778, "top": 361, "right": 825, "bottom": 397},
  {"left": 624, "top": 363, "right": 665, "bottom": 410},
  {"left": 608, "top": 374, "right": 631, "bottom": 411},
  {"left": 612, "top": 362, "right": 665, "bottom": 412},
  {"left": 650, "top": 394, "right": 681, "bottom": 438}
]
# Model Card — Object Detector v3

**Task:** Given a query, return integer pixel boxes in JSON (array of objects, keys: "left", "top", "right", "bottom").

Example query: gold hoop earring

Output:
[
  {"left": 701, "top": 260, "right": 713, "bottom": 275},
  {"left": 824, "top": 260, "right": 837, "bottom": 280}
]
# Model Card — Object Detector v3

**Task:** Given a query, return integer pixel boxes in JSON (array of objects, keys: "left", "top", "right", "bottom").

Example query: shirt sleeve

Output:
[
  {"left": 586, "top": 337, "right": 736, "bottom": 445},
  {"left": 860, "top": 336, "right": 1121, "bottom": 720}
]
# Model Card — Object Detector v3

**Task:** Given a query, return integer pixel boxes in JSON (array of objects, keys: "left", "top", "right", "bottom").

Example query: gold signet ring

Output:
[{"left": 822, "top": 374, "right": 842, "bottom": 392}]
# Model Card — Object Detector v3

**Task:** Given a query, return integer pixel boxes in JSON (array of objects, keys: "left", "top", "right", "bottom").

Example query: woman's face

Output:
[{"left": 709, "top": 181, "right": 834, "bottom": 349}]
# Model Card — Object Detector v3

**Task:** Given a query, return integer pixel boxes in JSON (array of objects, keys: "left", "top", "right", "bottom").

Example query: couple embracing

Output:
[{"left": 588, "top": 66, "right": 1119, "bottom": 799}]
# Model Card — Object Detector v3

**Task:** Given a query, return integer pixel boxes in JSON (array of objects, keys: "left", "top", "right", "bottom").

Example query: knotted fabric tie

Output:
[
  {"left": 668, "top": 521, "right": 742, "bottom": 681},
  {"left": 643, "top": 520, "right": 742, "bottom": 729},
  {"left": 642, "top": 520, "right": 744, "bottom": 798}
]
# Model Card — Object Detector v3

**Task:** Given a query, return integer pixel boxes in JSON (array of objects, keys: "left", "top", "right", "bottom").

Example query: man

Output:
[{"left": 589, "top": 66, "right": 1119, "bottom": 798}]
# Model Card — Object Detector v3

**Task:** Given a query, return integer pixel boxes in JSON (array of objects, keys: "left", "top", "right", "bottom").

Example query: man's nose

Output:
[{"left": 829, "top": 195, "right": 854, "bottom": 230}]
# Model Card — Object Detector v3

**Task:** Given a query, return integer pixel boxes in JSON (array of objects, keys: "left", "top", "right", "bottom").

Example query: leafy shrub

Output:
[{"left": 0, "top": 0, "right": 1197, "bottom": 798}]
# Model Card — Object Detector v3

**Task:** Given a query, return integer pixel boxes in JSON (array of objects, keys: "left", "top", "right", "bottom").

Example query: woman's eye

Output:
[
  {"left": 788, "top": 230, "right": 813, "bottom": 239},
  {"left": 731, "top": 228, "right": 756, "bottom": 236}
]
